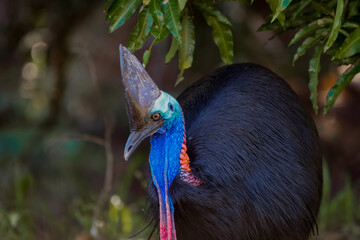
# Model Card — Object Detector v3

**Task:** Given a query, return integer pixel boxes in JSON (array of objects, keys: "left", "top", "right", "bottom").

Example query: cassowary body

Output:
[{"left": 119, "top": 46, "right": 322, "bottom": 240}]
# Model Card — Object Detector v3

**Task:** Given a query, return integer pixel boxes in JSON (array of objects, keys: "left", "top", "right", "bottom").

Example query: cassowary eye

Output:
[
  {"left": 169, "top": 103, "right": 174, "bottom": 111},
  {"left": 151, "top": 113, "right": 161, "bottom": 121}
]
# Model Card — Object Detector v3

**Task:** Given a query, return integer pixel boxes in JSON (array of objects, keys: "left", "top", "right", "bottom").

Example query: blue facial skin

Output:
[{"left": 149, "top": 91, "right": 184, "bottom": 212}]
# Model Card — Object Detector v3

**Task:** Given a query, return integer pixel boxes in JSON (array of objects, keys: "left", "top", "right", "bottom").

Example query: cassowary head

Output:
[
  {"left": 120, "top": 45, "right": 183, "bottom": 160},
  {"left": 120, "top": 45, "right": 187, "bottom": 239}
]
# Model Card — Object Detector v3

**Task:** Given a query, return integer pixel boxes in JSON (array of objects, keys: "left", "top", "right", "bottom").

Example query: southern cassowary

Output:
[{"left": 119, "top": 45, "right": 322, "bottom": 240}]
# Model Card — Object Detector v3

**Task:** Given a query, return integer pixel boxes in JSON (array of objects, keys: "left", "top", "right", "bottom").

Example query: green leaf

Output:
[
  {"left": 193, "top": 1, "right": 232, "bottom": 27},
  {"left": 272, "top": 0, "right": 292, "bottom": 23},
  {"left": 127, "top": 26, "right": 139, "bottom": 52},
  {"left": 143, "top": 26, "right": 170, "bottom": 66},
  {"left": 178, "top": 0, "right": 187, "bottom": 11},
  {"left": 151, "top": 25, "right": 170, "bottom": 41},
  {"left": 308, "top": 44, "right": 323, "bottom": 114},
  {"left": 143, "top": 0, "right": 151, "bottom": 6},
  {"left": 339, "top": 28, "right": 349, "bottom": 37},
  {"left": 348, "top": 1, "right": 360, "bottom": 18},
  {"left": 342, "top": 22, "right": 359, "bottom": 29},
  {"left": 127, "top": 6, "right": 154, "bottom": 51},
  {"left": 165, "top": 37, "right": 179, "bottom": 63},
  {"left": 105, "top": 0, "right": 112, "bottom": 10},
  {"left": 161, "top": 0, "right": 182, "bottom": 44},
  {"left": 266, "top": 0, "right": 285, "bottom": 25},
  {"left": 220, "top": 0, "right": 251, "bottom": 3},
  {"left": 290, "top": 0, "right": 311, "bottom": 19},
  {"left": 289, "top": 18, "right": 331, "bottom": 46},
  {"left": 293, "top": 30, "right": 325, "bottom": 64},
  {"left": 208, "top": 17, "right": 233, "bottom": 65},
  {"left": 107, "top": 0, "right": 142, "bottom": 33},
  {"left": 312, "top": 2, "right": 333, "bottom": 16},
  {"left": 150, "top": 0, "right": 164, "bottom": 26},
  {"left": 258, "top": 13, "right": 321, "bottom": 31},
  {"left": 334, "top": 55, "right": 359, "bottom": 65},
  {"left": 324, "top": 0, "right": 344, "bottom": 52},
  {"left": 143, "top": 49, "right": 151, "bottom": 66},
  {"left": 200, "top": 8, "right": 233, "bottom": 65},
  {"left": 334, "top": 27, "right": 360, "bottom": 59},
  {"left": 177, "top": 7, "right": 195, "bottom": 85},
  {"left": 324, "top": 61, "right": 360, "bottom": 114},
  {"left": 108, "top": 202, "right": 119, "bottom": 222}
]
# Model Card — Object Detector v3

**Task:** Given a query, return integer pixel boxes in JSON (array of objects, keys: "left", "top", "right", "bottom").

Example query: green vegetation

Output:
[
  {"left": 0, "top": 131, "right": 152, "bottom": 239},
  {"left": 1, "top": 139, "right": 359, "bottom": 239},
  {"left": 319, "top": 161, "right": 360, "bottom": 237},
  {"left": 106, "top": 0, "right": 360, "bottom": 114}
]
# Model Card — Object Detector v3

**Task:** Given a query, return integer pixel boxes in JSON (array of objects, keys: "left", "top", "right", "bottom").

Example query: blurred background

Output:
[{"left": 0, "top": 0, "right": 359, "bottom": 239}]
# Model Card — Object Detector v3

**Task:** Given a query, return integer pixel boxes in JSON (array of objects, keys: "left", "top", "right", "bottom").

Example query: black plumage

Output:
[{"left": 147, "top": 63, "right": 322, "bottom": 240}]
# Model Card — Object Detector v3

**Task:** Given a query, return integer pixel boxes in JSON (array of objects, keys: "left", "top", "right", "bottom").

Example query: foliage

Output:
[
  {"left": 0, "top": 128, "right": 151, "bottom": 239},
  {"left": 0, "top": 164, "right": 35, "bottom": 240},
  {"left": 106, "top": 0, "right": 238, "bottom": 85},
  {"left": 105, "top": 0, "right": 360, "bottom": 114},
  {"left": 260, "top": 0, "right": 360, "bottom": 115},
  {"left": 319, "top": 161, "right": 360, "bottom": 236}
]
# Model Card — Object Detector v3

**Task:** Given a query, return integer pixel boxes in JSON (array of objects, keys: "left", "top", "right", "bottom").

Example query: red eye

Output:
[{"left": 151, "top": 113, "right": 161, "bottom": 121}]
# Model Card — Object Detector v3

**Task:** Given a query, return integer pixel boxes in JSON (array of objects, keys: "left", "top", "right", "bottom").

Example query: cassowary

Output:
[{"left": 119, "top": 45, "right": 322, "bottom": 240}]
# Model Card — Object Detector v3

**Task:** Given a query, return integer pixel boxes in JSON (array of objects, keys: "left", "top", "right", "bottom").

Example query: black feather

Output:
[{"left": 148, "top": 63, "right": 322, "bottom": 240}]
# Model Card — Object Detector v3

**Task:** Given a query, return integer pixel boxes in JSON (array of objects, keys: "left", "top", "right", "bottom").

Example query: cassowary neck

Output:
[
  {"left": 149, "top": 115, "right": 183, "bottom": 240},
  {"left": 149, "top": 110, "right": 201, "bottom": 240}
]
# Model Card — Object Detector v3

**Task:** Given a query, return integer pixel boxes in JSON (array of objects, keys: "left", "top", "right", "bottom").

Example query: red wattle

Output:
[
  {"left": 158, "top": 193, "right": 177, "bottom": 240},
  {"left": 157, "top": 151, "right": 177, "bottom": 240}
]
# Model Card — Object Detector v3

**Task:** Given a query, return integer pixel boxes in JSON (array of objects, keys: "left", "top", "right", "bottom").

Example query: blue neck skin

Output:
[
  {"left": 148, "top": 91, "right": 184, "bottom": 238},
  {"left": 149, "top": 109, "right": 184, "bottom": 211}
]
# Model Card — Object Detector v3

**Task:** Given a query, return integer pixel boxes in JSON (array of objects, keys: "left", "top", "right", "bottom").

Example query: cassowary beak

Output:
[
  {"left": 124, "top": 120, "right": 163, "bottom": 161},
  {"left": 119, "top": 45, "right": 163, "bottom": 160}
]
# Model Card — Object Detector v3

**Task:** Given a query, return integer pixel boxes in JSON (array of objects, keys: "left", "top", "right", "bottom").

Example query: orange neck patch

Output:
[{"left": 179, "top": 134, "right": 203, "bottom": 186}]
